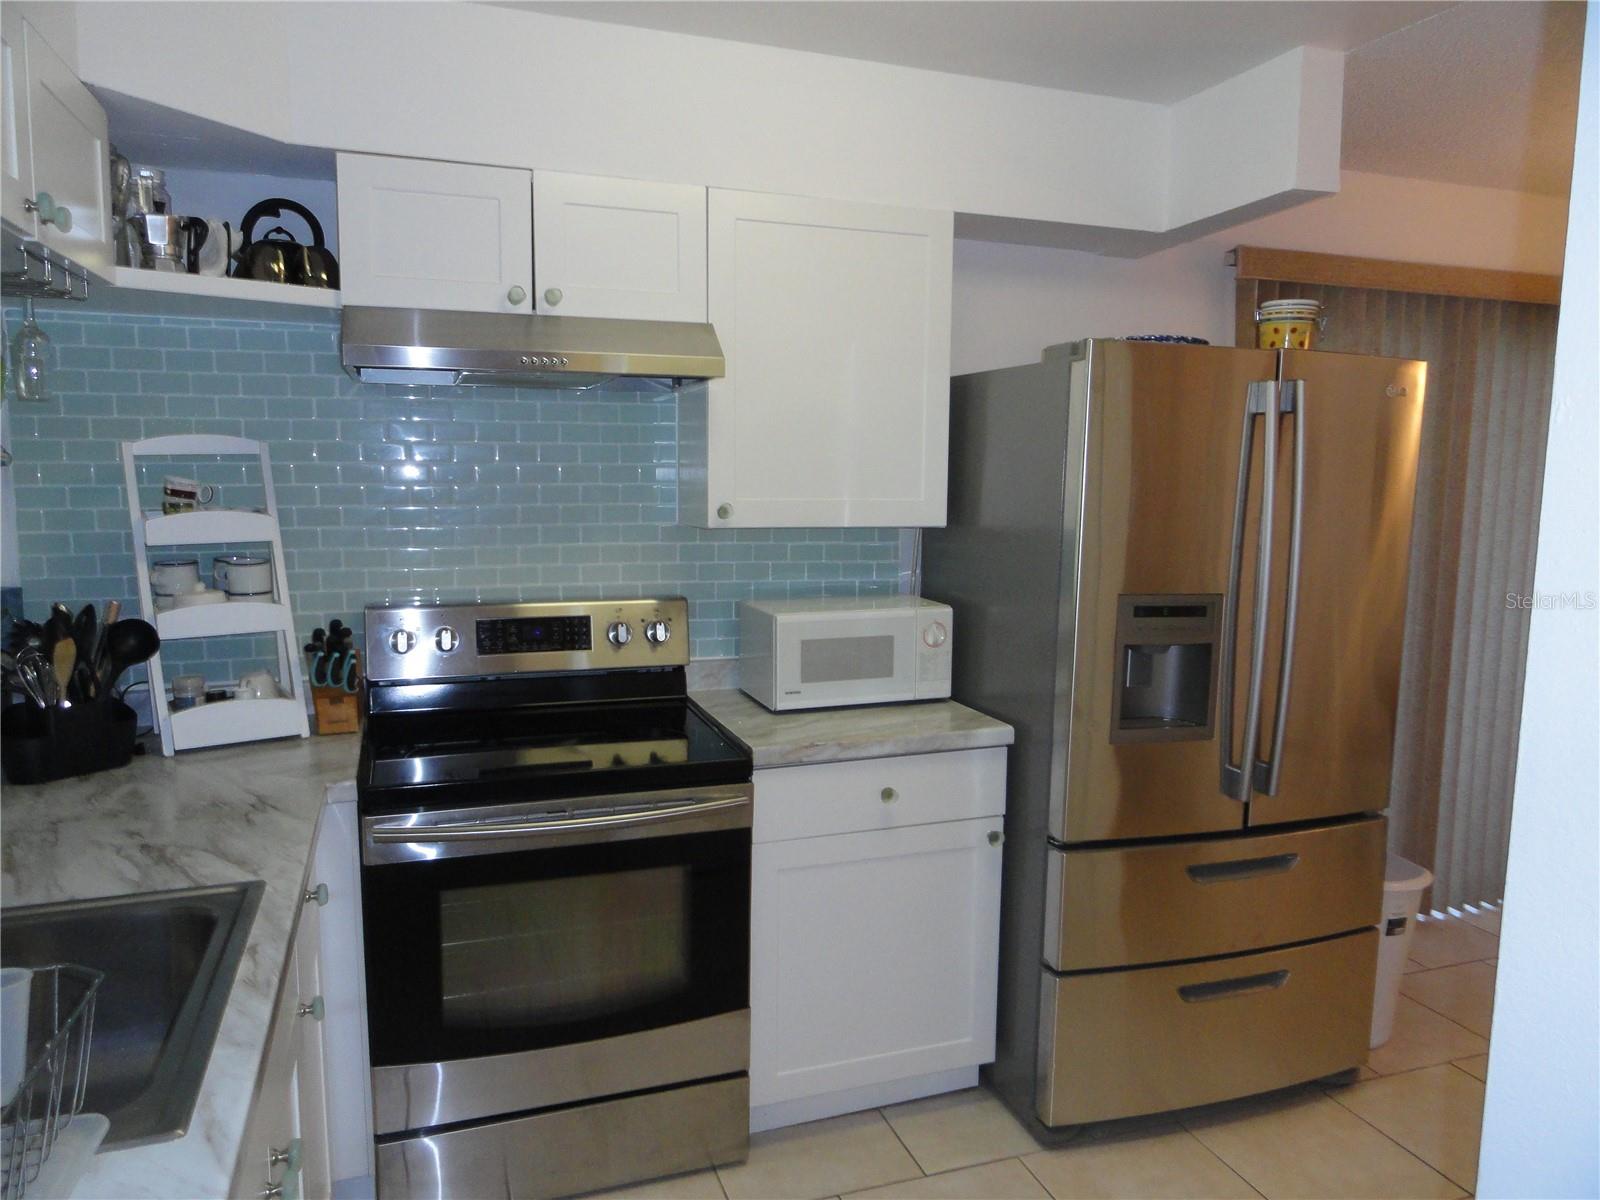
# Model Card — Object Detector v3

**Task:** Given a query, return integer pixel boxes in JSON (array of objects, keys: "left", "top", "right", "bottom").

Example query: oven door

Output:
[{"left": 361, "top": 785, "right": 752, "bottom": 1135}]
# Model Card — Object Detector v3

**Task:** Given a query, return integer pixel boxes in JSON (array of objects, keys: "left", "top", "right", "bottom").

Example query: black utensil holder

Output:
[{"left": 1, "top": 700, "right": 138, "bottom": 785}]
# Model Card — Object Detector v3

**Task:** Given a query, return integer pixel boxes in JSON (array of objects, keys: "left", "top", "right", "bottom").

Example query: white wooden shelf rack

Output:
[{"left": 121, "top": 434, "right": 310, "bottom": 756}]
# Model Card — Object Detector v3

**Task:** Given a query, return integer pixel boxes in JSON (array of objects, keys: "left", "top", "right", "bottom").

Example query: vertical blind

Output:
[{"left": 1253, "top": 281, "right": 1558, "bottom": 910}]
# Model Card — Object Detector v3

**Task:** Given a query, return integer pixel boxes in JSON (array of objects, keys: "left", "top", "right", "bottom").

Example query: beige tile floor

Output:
[{"left": 584, "top": 912, "right": 1500, "bottom": 1200}]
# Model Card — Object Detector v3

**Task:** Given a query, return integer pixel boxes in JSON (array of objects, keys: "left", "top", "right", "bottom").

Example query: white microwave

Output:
[{"left": 738, "top": 596, "right": 953, "bottom": 712}]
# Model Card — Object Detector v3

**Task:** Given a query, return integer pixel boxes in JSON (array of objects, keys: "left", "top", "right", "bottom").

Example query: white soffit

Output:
[
  {"left": 494, "top": 0, "right": 1450, "bottom": 104},
  {"left": 1342, "top": 0, "right": 1585, "bottom": 196}
]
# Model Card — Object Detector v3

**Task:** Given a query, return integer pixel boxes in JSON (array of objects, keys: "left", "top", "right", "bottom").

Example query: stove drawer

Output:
[
  {"left": 1046, "top": 817, "right": 1385, "bottom": 971},
  {"left": 376, "top": 1074, "right": 747, "bottom": 1200},
  {"left": 1038, "top": 929, "right": 1377, "bottom": 1126},
  {"left": 754, "top": 747, "right": 1006, "bottom": 843}
]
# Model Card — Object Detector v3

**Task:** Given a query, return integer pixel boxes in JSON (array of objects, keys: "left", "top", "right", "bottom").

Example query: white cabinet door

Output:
[
  {"left": 19, "top": 20, "right": 110, "bottom": 273},
  {"left": 337, "top": 152, "right": 533, "bottom": 312},
  {"left": 1, "top": 7, "right": 35, "bottom": 236},
  {"left": 533, "top": 170, "right": 706, "bottom": 321},
  {"left": 749, "top": 817, "right": 1003, "bottom": 1106},
  {"left": 293, "top": 897, "right": 333, "bottom": 1200},
  {"left": 691, "top": 189, "right": 952, "bottom": 528}
]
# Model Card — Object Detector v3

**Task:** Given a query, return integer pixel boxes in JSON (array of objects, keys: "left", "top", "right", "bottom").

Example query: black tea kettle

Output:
[{"left": 234, "top": 198, "right": 339, "bottom": 289}]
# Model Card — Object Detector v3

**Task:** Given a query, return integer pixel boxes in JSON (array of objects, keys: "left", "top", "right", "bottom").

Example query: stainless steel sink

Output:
[{"left": 1, "top": 881, "right": 264, "bottom": 1149}]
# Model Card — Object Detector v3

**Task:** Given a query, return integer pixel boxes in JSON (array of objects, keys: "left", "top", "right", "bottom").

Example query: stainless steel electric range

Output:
[{"left": 357, "top": 598, "right": 753, "bottom": 1200}]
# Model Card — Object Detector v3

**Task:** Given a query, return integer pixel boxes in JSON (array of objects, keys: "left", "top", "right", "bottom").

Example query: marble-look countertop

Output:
[
  {"left": 1, "top": 733, "right": 360, "bottom": 1200},
  {"left": 690, "top": 688, "right": 1014, "bottom": 767}
]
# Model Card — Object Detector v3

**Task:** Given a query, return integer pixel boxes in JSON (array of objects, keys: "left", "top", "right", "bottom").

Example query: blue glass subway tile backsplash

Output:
[{"left": 3, "top": 306, "right": 904, "bottom": 687}]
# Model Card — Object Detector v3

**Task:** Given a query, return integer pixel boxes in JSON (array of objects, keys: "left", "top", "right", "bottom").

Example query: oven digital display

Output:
[{"left": 476, "top": 615, "right": 593, "bottom": 655}]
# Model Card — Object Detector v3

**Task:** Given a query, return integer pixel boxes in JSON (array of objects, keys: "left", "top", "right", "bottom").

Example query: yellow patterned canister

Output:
[{"left": 1255, "top": 298, "right": 1326, "bottom": 349}]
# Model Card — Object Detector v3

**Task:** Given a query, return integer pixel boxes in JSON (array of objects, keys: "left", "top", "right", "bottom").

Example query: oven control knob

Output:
[
  {"left": 643, "top": 619, "right": 671, "bottom": 646},
  {"left": 435, "top": 627, "right": 459, "bottom": 653},
  {"left": 389, "top": 628, "right": 417, "bottom": 655},
  {"left": 607, "top": 620, "right": 632, "bottom": 647},
  {"left": 921, "top": 622, "right": 948, "bottom": 648}
]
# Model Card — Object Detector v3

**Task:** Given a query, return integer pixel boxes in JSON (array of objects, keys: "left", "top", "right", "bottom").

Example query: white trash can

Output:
[{"left": 1371, "top": 853, "right": 1434, "bottom": 1047}]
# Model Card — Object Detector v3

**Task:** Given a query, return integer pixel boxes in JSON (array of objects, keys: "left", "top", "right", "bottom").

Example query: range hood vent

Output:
[{"left": 340, "top": 306, "right": 724, "bottom": 389}]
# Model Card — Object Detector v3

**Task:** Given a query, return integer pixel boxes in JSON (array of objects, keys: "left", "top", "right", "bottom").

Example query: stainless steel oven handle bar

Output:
[
  {"left": 1258, "top": 379, "right": 1304, "bottom": 796},
  {"left": 370, "top": 794, "right": 749, "bottom": 843}
]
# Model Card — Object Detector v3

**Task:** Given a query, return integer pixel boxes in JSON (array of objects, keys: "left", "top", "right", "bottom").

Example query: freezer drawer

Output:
[
  {"left": 1037, "top": 929, "right": 1377, "bottom": 1126},
  {"left": 1046, "top": 817, "right": 1385, "bottom": 971}
]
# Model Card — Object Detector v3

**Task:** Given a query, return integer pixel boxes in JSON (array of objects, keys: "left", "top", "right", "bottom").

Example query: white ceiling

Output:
[
  {"left": 499, "top": 0, "right": 1583, "bottom": 196},
  {"left": 498, "top": 1, "right": 1449, "bottom": 104},
  {"left": 1342, "top": 1, "right": 1584, "bottom": 196}
]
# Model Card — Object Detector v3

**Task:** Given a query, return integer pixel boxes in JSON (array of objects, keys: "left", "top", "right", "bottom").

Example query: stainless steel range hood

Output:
[{"left": 340, "top": 306, "right": 724, "bottom": 388}]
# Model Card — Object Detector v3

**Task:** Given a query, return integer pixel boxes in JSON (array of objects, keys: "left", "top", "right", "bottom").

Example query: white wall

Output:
[
  {"left": 952, "top": 170, "right": 1571, "bottom": 373},
  {"left": 68, "top": 2, "right": 1340, "bottom": 248},
  {"left": 1476, "top": 7, "right": 1599, "bottom": 1196}
]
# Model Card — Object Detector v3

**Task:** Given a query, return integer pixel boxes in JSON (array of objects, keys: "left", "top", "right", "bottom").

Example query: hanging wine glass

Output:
[{"left": 13, "top": 298, "right": 51, "bottom": 403}]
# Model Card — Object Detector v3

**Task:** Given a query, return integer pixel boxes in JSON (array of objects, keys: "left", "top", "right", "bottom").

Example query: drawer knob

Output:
[
  {"left": 304, "top": 882, "right": 329, "bottom": 907},
  {"left": 507, "top": 284, "right": 528, "bottom": 305},
  {"left": 716, "top": 503, "right": 733, "bottom": 520},
  {"left": 544, "top": 286, "right": 563, "bottom": 306},
  {"left": 298, "top": 995, "right": 325, "bottom": 1022},
  {"left": 988, "top": 830, "right": 1003, "bottom": 845},
  {"left": 880, "top": 787, "right": 897, "bottom": 803}
]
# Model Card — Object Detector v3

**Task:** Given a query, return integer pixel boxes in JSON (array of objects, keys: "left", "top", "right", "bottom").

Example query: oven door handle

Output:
[{"left": 370, "top": 794, "right": 749, "bottom": 843}]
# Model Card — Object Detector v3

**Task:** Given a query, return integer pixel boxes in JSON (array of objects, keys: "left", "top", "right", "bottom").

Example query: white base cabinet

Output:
[
  {"left": 681, "top": 189, "right": 953, "bottom": 529},
  {"left": 230, "top": 790, "right": 370, "bottom": 1200},
  {"left": 749, "top": 748, "right": 1005, "bottom": 1122},
  {"left": 230, "top": 887, "right": 332, "bottom": 1200}
]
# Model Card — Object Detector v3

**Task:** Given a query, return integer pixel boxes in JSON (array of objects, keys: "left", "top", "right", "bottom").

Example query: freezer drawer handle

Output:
[
  {"left": 1178, "top": 969, "right": 1290, "bottom": 1003},
  {"left": 1185, "top": 853, "right": 1301, "bottom": 884}
]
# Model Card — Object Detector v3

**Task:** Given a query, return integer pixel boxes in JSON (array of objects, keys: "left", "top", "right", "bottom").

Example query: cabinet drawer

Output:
[
  {"left": 1047, "top": 817, "right": 1384, "bottom": 970},
  {"left": 754, "top": 747, "right": 1005, "bottom": 843},
  {"left": 1038, "top": 929, "right": 1377, "bottom": 1125},
  {"left": 230, "top": 938, "right": 304, "bottom": 1199}
]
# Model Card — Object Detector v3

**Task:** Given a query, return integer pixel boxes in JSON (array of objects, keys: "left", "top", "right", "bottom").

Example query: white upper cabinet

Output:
[
  {"left": 532, "top": 170, "right": 706, "bottom": 321},
  {"left": 337, "top": 153, "right": 533, "bottom": 312},
  {"left": 1, "top": 13, "right": 112, "bottom": 273},
  {"left": 1, "top": 8, "right": 35, "bottom": 235},
  {"left": 686, "top": 189, "right": 953, "bottom": 529}
]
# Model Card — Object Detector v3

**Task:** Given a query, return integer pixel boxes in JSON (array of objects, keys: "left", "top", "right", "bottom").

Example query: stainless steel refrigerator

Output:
[{"left": 923, "top": 338, "right": 1425, "bottom": 1129}]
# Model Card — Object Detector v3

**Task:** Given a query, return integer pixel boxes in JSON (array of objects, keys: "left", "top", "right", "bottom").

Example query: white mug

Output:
[
  {"left": 238, "top": 669, "right": 284, "bottom": 700},
  {"left": 151, "top": 557, "right": 201, "bottom": 597},
  {"left": 162, "top": 475, "right": 216, "bottom": 515},
  {"left": 214, "top": 554, "right": 272, "bottom": 599}
]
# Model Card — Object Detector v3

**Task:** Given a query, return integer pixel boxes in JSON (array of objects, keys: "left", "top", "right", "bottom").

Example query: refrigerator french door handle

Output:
[
  {"left": 1257, "top": 379, "right": 1305, "bottom": 796},
  {"left": 1219, "top": 380, "right": 1278, "bottom": 803}
]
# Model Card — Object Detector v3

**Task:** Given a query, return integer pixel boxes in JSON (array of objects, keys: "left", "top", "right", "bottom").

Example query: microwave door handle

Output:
[{"left": 370, "top": 794, "right": 750, "bottom": 843}]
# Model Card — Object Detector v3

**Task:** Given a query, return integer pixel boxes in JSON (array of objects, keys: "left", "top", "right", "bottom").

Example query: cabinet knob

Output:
[
  {"left": 988, "top": 830, "right": 1003, "bottom": 846},
  {"left": 298, "top": 995, "right": 325, "bottom": 1022},
  {"left": 881, "top": 787, "right": 897, "bottom": 803},
  {"left": 268, "top": 1141, "right": 302, "bottom": 1172},
  {"left": 716, "top": 503, "right": 733, "bottom": 520},
  {"left": 507, "top": 285, "right": 528, "bottom": 305},
  {"left": 24, "top": 193, "right": 70, "bottom": 231},
  {"left": 304, "top": 882, "right": 329, "bottom": 907},
  {"left": 544, "top": 287, "right": 563, "bottom": 307}
]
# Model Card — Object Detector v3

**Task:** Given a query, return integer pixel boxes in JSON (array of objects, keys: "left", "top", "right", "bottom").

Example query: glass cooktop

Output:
[{"left": 359, "top": 698, "right": 750, "bottom": 813}]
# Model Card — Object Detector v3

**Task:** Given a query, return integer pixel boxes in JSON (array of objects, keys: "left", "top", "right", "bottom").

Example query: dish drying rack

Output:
[
  {"left": 122, "top": 434, "right": 311, "bottom": 755},
  {"left": 1, "top": 965, "right": 102, "bottom": 1200}
]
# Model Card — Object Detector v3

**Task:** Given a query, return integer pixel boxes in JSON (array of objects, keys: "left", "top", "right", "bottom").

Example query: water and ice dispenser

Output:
[{"left": 1110, "top": 595, "right": 1221, "bottom": 742}]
